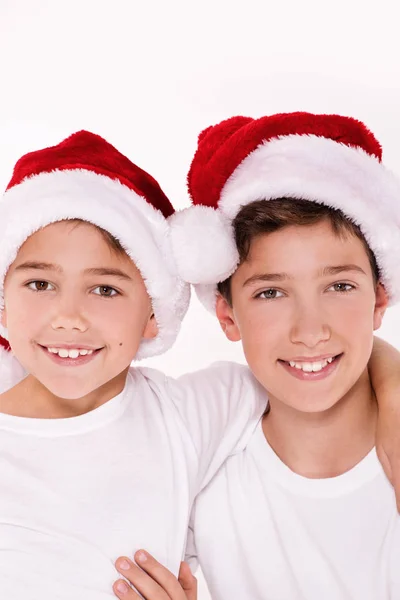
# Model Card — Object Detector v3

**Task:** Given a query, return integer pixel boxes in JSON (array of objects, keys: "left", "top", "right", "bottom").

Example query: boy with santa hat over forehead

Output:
[{"left": 0, "top": 130, "right": 266, "bottom": 600}]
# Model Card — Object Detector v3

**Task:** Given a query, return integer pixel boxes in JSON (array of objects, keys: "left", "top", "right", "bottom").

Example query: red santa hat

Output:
[
  {"left": 0, "top": 130, "right": 190, "bottom": 387},
  {"left": 170, "top": 112, "right": 400, "bottom": 311}
]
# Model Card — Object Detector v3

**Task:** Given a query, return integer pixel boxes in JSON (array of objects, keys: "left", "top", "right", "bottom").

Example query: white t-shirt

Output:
[
  {"left": 189, "top": 421, "right": 400, "bottom": 600},
  {"left": 0, "top": 363, "right": 266, "bottom": 600}
]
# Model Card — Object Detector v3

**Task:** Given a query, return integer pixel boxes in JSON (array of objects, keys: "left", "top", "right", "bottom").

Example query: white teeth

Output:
[
  {"left": 47, "top": 347, "right": 94, "bottom": 358},
  {"left": 312, "top": 362, "right": 323, "bottom": 372},
  {"left": 287, "top": 357, "right": 335, "bottom": 373}
]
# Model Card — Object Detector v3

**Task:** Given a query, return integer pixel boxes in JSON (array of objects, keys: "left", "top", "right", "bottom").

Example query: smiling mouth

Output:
[
  {"left": 39, "top": 345, "right": 103, "bottom": 359},
  {"left": 279, "top": 354, "right": 342, "bottom": 373}
]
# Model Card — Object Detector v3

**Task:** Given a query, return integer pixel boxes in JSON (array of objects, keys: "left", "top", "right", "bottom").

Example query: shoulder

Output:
[
  {"left": 131, "top": 365, "right": 168, "bottom": 385},
  {"left": 168, "top": 361, "right": 265, "bottom": 412},
  {"left": 129, "top": 362, "right": 266, "bottom": 411},
  {"left": 131, "top": 361, "right": 255, "bottom": 390},
  {"left": 127, "top": 366, "right": 170, "bottom": 399},
  {"left": 176, "top": 361, "right": 256, "bottom": 389}
]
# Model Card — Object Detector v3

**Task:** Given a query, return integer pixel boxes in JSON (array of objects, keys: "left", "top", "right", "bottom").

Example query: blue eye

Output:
[
  {"left": 92, "top": 286, "right": 119, "bottom": 297},
  {"left": 256, "top": 289, "right": 284, "bottom": 300},
  {"left": 27, "top": 281, "right": 54, "bottom": 292}
]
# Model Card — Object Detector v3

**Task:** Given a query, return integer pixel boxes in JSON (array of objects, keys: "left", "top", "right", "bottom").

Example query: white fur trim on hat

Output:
[
  {"left": 0, "top": 170, "right": 190, "bottom": 359},
  {"left": 194, "top": 134, "right": 400, "bottom": 312}
]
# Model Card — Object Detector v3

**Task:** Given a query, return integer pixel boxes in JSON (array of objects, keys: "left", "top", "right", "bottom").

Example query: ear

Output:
[
  {"left": 143, "top": 313, "right": 158, "bottom": 340},
  {"left": 373, "top": 283, "right": 389, "bottom": 331},
  {"left": 215, "top": 293, "right": 241, "bottom": 342}
]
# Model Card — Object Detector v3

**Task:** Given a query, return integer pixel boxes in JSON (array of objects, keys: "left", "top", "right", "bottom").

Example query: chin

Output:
[
  {"left": 294, "top": 400, "right": 338, "bottom": 414},
  {"left": 284, "top": 392, "right": 343, "bottom": 414},
  {"left": 41, "top": 376, "right": 101, "bottom": 401}
]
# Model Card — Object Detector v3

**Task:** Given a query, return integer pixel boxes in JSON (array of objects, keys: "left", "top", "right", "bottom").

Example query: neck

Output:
[
  {"left": 262, "top": 368, "right": 377, "bottom": 478},
  {"left": 0, "top": 368, "right": 129, "bottom": 418}
]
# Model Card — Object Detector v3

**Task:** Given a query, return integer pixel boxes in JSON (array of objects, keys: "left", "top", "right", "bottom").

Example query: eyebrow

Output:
[
  {"left": 14, "top": 262, "right": 133, "bottom": 281},
  {"left": 321, "top": 264, "right": 367, "bottom": 277},
  {"left": 83, "top": 267, "right": 132, "bottom": 281},
  {"left": 242, "top": 264, "right": 367, "bottom": 287},
  {"left": 243, "top": 272, "right": 289, "bottom": 287},
  {"left": 15, "top": 261, "right": 62, "bottom": 273}
]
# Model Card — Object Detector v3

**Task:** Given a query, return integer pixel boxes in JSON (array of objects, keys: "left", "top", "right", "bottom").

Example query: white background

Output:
[{"left": 1, "top": 1, "right": 400, "bottom": 597}]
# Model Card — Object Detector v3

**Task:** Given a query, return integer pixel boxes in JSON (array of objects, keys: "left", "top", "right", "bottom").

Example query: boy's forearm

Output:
[
  {"left": 369, "top": 336, "right": 400, "bottom": 399},
  {"left": 370, "top": 336, "right": 400, "bottom": 509}
]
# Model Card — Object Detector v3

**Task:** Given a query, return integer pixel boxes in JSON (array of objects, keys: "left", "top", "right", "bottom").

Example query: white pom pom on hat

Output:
[{"left": 169, "top": 205, "right": 239, "bottom": 285}]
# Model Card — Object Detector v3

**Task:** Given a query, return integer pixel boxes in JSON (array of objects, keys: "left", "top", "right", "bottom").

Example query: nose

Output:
[
  {"left": 290, "top": 303, "right": 331, "bottom": 349},
  {"left": 50, "top": 294, "right": 89, "bottom": 333}
]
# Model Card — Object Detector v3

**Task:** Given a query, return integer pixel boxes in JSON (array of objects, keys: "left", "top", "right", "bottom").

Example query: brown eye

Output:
[
  {"left": 27, "top": 281, "right": 53, "bottom": 292},
  {"left": 93, "top": 286, "right": 118, "bottom": 297}
]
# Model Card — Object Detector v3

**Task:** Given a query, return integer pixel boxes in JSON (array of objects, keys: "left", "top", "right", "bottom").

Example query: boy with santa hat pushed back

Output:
[{"left": 166, "top": 112, "right": 400, "bottom": 599}]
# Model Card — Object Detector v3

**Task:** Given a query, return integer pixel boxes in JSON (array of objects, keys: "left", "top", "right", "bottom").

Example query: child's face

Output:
[
  {"left": 216, "top": 219, "right": 388, "bottom": 413},
  {"left": 2, "top": 221, "right": 156, "bottom": 400}
]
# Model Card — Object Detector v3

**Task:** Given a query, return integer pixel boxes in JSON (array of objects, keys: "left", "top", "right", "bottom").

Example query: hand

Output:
[{"left": 113, "top": 550, "right": 197, "bottom": 600}]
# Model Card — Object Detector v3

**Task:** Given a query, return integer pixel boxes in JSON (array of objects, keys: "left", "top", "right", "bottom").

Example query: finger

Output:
[
  {"left": 135, "top": 550, "right": 188, "bottom": 599},
  {"left": 116, "top": 556, "right": 169, "bottom": 600},
  {"left": 178, "top": 562, "right": 197, "bottom": 600},
  {"left": 113, "top": 578, "right": 141, "bottom": 599}
]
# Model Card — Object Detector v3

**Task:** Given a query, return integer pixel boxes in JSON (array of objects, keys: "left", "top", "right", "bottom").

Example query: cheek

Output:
[
  {"left": 238, "top": 301, "right": 288, "bottom": 356},
  {"left": 5, "top": 309, "right": 39, "bottom": 358},
  {"left": 326, "top": 298, "right": 376, "bottom": 366},
  {"left": 98, "top": 298, "right": 150, "bottom": 342},
  {"left": 4, "top": 290, "right": 39, "bottom": 333},
  {"left": 328, "top": 296, "right": 375, "bottom": 335}
]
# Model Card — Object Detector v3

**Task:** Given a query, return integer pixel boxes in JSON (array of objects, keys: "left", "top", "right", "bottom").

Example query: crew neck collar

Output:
[
  {"left": 0, "top": 370, "right": 134, "bottom": 436},
  {"left": 250, "top": 421, "right": 381, "bottom": 497}
]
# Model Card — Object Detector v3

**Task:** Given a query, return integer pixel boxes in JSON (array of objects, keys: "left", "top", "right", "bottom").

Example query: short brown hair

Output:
[{"left": 218, "top": 198, "right": 380, "bottom": 305}]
